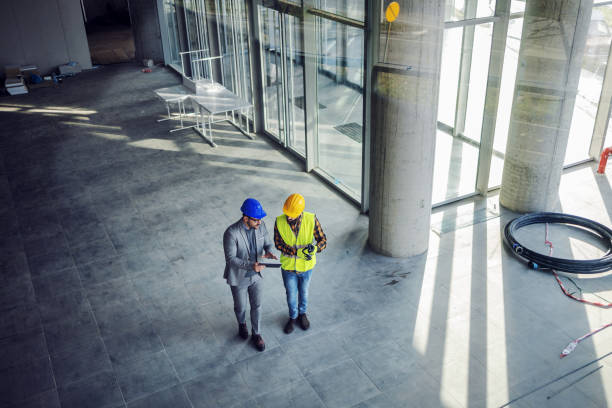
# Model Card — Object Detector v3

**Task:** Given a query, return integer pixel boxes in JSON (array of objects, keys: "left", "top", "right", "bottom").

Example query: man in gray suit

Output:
[{"left": 223, "top": 198, "right": 277, "bottom": 351}]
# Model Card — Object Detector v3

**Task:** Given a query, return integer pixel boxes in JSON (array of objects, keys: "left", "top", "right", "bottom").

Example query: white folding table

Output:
[
  {"left": 154, "top": 85, "right": 195, "bottom": 132},
  {"left": 190, "top": 83, "right": 253, "bottom": 147}
]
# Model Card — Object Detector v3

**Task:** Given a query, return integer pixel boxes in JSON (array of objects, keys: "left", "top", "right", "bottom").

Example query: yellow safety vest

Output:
[{"left": 277, "top": 212, "right": 316, "bottom": 272}]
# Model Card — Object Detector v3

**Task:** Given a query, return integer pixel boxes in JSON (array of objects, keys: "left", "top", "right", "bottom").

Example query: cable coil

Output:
[{"left": 504, "top": 212, "right": 612, "bottom": 274}]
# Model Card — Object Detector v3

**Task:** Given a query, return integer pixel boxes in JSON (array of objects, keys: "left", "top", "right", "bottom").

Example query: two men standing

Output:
[{"left": 222, "top": 194, "right": 327, "bottom": 352}]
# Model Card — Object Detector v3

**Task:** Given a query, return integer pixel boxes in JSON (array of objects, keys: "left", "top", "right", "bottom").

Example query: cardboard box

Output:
[
  {"left": 4, "top": 64, "right": 31, "bottom": 95},
  {"left": 4, "top": 65, "right": 21, "bottom": 78},
  {"left": 28, "top": 80, "right": 56, "bottom": 89}
]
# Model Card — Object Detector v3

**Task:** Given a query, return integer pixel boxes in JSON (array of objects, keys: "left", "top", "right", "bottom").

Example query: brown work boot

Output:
[
  {"left": 298, "top": 314, "right": 310, "bottom": 330},
  {"left": 251, "top": 333, "right": 265, "bottom": 351},
  {"left": 284, "top": 318, "right": 296, "bottom": 334},
  {"left": 238, "top": 323, "right": 248, "bottom": 340}
]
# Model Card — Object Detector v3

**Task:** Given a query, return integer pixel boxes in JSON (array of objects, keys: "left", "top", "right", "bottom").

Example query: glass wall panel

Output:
[
  {"left": 314, "top": 0, "right": 364, "bottom": 22},
  {"left": 316, "top": 17, "right": 364, "bottom": 197},
  {"left": 216, "top": 0, "right": 236, "bottom": 91},
  {"left": 184, "top": 0, "right": 209, "bottom": 55},
  {"left": 258, "top": 7, "right": 305, "bottom": 153},
  {"left": 432, "top": 130, "right": 481, "bottom": 204},
  {"left": 163, "top": 0, "right": 182, "bottom": 65},
  {"left": 463, "top": 22, "right": 493, "bottom": 142},
  {"left": 434, "top": 19, "right": 493, "bottom": 203},
  {"left": 488, "top": 16, "right": 523, "bottom": 189},
  {"left": 565, "top": 5, "right": 612, "bottom": 165},
  {"left": 216, "top": 0, "right": 253, "bottom": 109},
  {"left": 260, "top": 7, "right": 283, "bottom": 139},
  {"left": 286, "top": 16, "right": 306, "bottom": 155},
  {"left": 510, "top": 1, "right": 525, "bottom": 13},
  {"left": 445, "top": 0, "right": 496, "bottom": 21},
  {"left": 171, "top": 0, "right": 209, "bottom": 79},
  {"left": 438, "top": 27, "right": 463, "bottom": 128}
]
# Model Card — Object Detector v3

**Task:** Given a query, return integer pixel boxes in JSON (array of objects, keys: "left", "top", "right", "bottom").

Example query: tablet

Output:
[{"left": 258, "top": 262, "right": 281, "bottom": 268}]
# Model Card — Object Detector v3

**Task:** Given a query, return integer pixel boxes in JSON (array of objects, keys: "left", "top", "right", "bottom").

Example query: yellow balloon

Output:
[{"left": 385, "top": 1, "right": 400, "bottom": 23}]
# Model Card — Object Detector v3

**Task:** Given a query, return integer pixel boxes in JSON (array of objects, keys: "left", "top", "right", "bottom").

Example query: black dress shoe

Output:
[
  {"left": 252, "top": 334, "right": 265, "bottom": 351},
  {"left": 298, "top": 314, "right": 310, "bottom": 330},
  {"left": 284, "top": 318, "right": 296, "bottom": 334},
  {"left": 238, "top": 323, "right": 248, "bottom": 340}
]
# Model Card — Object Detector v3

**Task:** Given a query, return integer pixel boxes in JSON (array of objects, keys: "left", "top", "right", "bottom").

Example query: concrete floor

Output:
[{"left": 0, "top": 63, "right": 611, "bottom": 408}]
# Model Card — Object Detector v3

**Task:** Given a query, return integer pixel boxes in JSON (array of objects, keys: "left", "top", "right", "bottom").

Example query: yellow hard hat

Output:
[{"left": 283, "top": 193, "right": 305, "bottom": 218}]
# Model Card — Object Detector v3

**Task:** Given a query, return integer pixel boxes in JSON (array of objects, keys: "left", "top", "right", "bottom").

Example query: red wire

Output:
[{"left": 553, "top": 272, "right": 612, "bottom": 308}]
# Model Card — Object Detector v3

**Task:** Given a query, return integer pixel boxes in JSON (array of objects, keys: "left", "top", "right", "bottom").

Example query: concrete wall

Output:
[
  {"left": 82, "top": 0, "right": 129, "bottom": 23},
  {"left": 128, "top": 0, "right": 164, "bottom": 62},
  {"left": 0, "top": 0, "right": 92, "bottom": 77}
]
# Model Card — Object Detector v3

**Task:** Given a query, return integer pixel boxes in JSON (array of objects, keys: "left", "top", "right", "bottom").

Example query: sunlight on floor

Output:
[
  {"left": 128, "top": 138, "right": 180, "bottom": 151},
  {"left": 63, "top": 121, "right": 121, "bottom": 130},
  {"left": 412, "top": 261, "right": 438, "bottom": 355},
  {"left": 26, "top": 108, "right": 98, "bottom": 115},
  {"left": 90, "top": 131, "right": 130, "bottom": 141}
]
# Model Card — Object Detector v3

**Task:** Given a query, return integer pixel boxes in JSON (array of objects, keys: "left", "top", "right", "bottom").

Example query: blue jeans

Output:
[{"left": 281, "top": 269, "right": 312, "bottom": 319}]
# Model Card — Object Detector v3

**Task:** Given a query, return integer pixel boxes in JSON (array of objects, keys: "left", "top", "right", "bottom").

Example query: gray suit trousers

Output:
[{"left": 230, "top": 280, "right": 262, "bottom": 335}]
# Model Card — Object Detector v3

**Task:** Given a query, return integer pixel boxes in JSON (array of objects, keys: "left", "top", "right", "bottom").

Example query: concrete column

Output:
[
  {"left": 500, "top": 0, "right": 593, "bottom": 212},
  {"left": 368, "top": 1, "right": 445, "bottom": 257}
]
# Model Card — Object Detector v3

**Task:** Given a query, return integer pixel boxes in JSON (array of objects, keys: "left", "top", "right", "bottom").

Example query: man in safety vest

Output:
[
  {"left": 223, "top": 198, "right": 277, "bottom": 351},
  {"left": 274, "top": 193, "right": 327, "bottom": 334}
]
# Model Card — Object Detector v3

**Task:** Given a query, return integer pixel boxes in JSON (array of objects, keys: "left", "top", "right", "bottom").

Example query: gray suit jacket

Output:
[{"left": 223, "top": 219, "right": 274, "bottom": 286}]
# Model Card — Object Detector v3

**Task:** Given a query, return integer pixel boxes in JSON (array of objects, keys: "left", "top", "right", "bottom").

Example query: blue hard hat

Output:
[{"left": 240, "top": 198, "right": 266, "bottom": 219}]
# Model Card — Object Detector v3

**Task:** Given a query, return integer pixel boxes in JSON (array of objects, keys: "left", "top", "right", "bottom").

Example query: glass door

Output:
[{"left": 258, "top": 5, "right": 305, "bottom": 155}]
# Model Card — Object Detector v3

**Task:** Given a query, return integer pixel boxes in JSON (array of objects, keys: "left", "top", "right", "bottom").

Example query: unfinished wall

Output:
[
  {"left": 128, "top": 0, "right": 164, "bottom": 62},
  {"left": 0, "top": 0, "right": 92, "bottom": 77},
  {"left": 82, "top": 0, "right": 129, "bottom": 23}
]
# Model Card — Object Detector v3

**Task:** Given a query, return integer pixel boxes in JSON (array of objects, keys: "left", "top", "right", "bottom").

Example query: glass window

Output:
[
  {"left": 286, "top": 16, "right": 306, "bottom": 155},
  {"left": 259, "top": 8, "right": 305, "bottom": 153},
  {"left": 489, "top": 16, "right": 523, "bottom": 189},
  {"left": 260, "top": 7, "right": 283, "bottom": 138},
  {"left": 565, "top": 6, "right": 612, "bottom": 165},
  {"left": 163, "top": 0, "right": 182, "bottom": 66},
  {"left": 432, "top": 129, "right": 481, "bottom": 204},
  {"left": 464, "top": 22, "right": 493, "bottom": 143},
  {"left": 316, "top": 17, "right": 364, "bottom": 198},
  {"left": 510, "top": 0, "right": 525, "bottom": 14},
  {"left": 216, "top": 0, "right": 252, "bottom": 107},
  {"left": 606, "top": 121, "right": 612, "bottom": 150},
  {"left": 433, "top": 22, "right": 492, "bottom": 204},
  {"left": 445, "top": 0, "right": 496, "bottom": 22},
  {"left": 314, "top": 0, "right": 365, "bottom": 22},
  {"left": 438, "top": 27, "right": 463, "bottom": 128}
]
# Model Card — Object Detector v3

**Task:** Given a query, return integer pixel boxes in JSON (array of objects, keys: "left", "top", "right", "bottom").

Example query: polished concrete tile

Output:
[
  {"left": 306, "top": 359, "right": 380, "bottom": 408},
  {"left": 0, "top": 63, "right": 611, "bottom": 408},
  {"left": 113, "top": 350, "right": 179, "bottom": 402},
  {"left": 126, "top": 384, "right": 191, "bottom": 408},
  {"left": 57, "top": 370, "right": 124, "bottom": 408}
]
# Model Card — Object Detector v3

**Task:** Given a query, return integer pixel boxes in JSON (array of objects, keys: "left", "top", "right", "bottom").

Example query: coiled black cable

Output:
[{"left": 504, "top": 212, "right": 612, "bottom": 274}]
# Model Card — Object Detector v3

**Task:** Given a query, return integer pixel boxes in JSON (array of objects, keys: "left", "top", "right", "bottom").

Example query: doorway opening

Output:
[{"left": 82, "top": 0, "right": 136, "bottom": 64}]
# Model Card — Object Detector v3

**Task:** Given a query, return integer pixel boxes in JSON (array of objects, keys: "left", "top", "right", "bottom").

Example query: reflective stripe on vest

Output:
[{"left": 276, "top": 212, "right": 316, "bottom": 272}]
